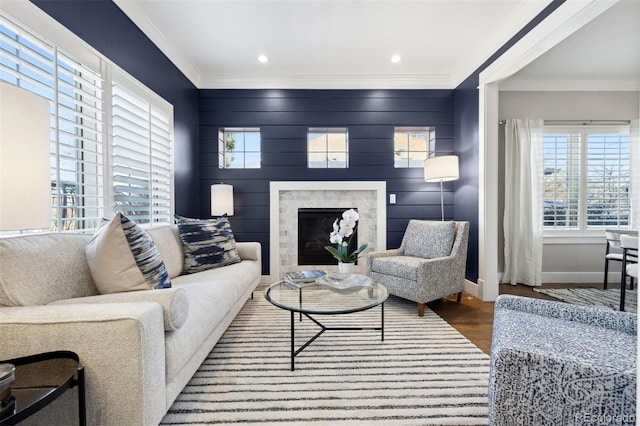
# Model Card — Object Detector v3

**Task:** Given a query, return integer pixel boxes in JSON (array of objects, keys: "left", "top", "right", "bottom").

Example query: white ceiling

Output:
[
  {"left": 504, "top": 0, "right": 640, "bottom": 91},
  {"left": 113, "top": 0, "right": 553, "bottom": 89}
]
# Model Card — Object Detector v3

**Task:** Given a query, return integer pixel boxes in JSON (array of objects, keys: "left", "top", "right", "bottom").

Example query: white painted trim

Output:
[
  {"left": 480, "top": 0, "right": 619, "bottom": 86},
  {"left": 464, "top": 279, "right": 481, "bottom": 299},
  {"left": 477, "top": 0, "right": 620, "bottom": 304},
  {"left": 269, "top": 181, "right": 387, "bottom": 283},
  {"left": 199, "top": 74, "right": 455, "bottom": 90},
  {"left": 451, "top": 0, "right": 552, "bottom": 87},
  {"left": 1, "top": 0, "right": 101, "bottom": 70},
  {"left": 499, "top": 76, "right": 640, "bottom": 92},
  {"left": 112, "top": 0, "right": 202, "bottom": 88},
  {"left": 478, "top": 82, "right": 500, "bottom": 302},
  {"left": 541, "top": 271, "right": 614, "bottom": 284}
]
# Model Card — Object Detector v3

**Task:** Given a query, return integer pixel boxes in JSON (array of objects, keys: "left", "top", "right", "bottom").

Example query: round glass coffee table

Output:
[{"left": 265, "top": 280, "right": 388, "bottom": 370}]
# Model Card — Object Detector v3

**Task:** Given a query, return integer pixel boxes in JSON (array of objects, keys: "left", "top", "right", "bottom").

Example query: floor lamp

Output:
[{"left": 424, "top": 155, "right": 459, "bottom": 221}]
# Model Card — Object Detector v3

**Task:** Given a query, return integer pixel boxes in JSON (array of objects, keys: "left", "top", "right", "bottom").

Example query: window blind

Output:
[
  {"left": 543, "top": 124, "right": 630, "bottom": 231},
  {"left": 1, "top": 17, "right": 104, "bottom": 231},
  {"left": 112, "top": 83, "right": 172, "bottom": 224},
  {"left": 1, "top": 13, "right": 174, "bottom": 233}
]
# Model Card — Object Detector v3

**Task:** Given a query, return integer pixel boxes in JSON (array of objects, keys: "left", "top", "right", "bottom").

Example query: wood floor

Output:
[{"left": 428, "top": 282, "right": 607, "bottom": 354}]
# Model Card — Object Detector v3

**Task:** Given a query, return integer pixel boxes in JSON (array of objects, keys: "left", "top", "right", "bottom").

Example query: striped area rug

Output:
[
  {"left": 533, "top": 287, "right": 637, "bottom": 313},
  {"left": 161, "top": 288, "right": 490, "bottom": 425}
]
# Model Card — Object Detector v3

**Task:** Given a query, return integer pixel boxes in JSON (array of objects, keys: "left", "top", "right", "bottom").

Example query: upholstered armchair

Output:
[{"left": 366, "top": 220, "right": 469, "bottom": 316}]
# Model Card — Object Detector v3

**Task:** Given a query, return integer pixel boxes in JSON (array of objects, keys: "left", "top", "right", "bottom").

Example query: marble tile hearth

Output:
[{"left": 269, "top": 181, "right": 387, "bottom": 281}]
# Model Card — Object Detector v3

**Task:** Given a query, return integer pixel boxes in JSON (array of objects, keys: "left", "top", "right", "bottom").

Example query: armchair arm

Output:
[
  {"left": 414, "top": 254, "right": 465, "bottom": 298},
  {"left": 366, "top": 248, "right": 403, "bottom": 270},
  {"left": 495, "top": 294, "right": 637, "bottom": 335},
  {"left": 0, "top": 303, "right": 166, "bottom": 426}
]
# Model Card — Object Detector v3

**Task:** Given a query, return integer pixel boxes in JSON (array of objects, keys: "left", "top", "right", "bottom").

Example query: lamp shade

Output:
[
  {"left": 424, "top": 155, "right": 459, "bottom": 183},
  {"left": 211, "top": 184, "right": 234, "bottom": 216},
  {"left": 0, "top": 83, "right": 51, "bottom": 231}
]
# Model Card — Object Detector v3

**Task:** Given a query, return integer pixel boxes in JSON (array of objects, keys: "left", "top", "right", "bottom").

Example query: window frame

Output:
[
  {"left": 1, "top": 7, "right": 174, "bottom": 233},
  {"left": 393, "top": 126, "right": 436, "bottom": 168},
  {"left": 542, "top": 123, "right": 631, "bottom": 237},
  {"left": 307, "top": 127, "right": 349, "bottom": 169},
  {"left": 218, "top": 127, "right": 261, "bottom": 169}
]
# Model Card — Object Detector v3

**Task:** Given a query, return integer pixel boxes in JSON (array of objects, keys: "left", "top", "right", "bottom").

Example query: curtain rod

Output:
[{"left": 499, "top": 119, "right": 630, "bottom": 126}]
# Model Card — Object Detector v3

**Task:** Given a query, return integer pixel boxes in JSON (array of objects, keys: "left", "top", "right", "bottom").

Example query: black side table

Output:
[{"left": 0, "top": 351, "right": 85, "bottom": 426}]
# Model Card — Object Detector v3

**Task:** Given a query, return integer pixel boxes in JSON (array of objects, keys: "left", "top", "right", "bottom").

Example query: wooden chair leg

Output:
[
  {"left": 456, "top": 292, "right": 462, "bottom": 304},
  {"left": 417, "top": 303, "right": 425, "bottom": 317}
]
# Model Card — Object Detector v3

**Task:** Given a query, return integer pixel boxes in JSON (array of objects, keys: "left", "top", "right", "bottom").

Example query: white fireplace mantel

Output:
[{"left": 269, "top": 181, "right": 387, "bottom": 282}]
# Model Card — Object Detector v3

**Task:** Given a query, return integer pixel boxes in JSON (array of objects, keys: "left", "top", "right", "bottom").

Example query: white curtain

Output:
[
  {"left": 630, "top": 119, "right": 639, "bottom": 230},
  {"left": 503, "top": 119, "right": 544, "bottom": 286}
]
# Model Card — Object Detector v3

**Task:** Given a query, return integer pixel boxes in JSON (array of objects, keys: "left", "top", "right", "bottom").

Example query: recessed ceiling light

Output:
[
  {"left": 391, "top": 54, "right": 402, "bottom": 64},
  {"left": 257, "top": 55, "right": 268, "bottom": 63}
]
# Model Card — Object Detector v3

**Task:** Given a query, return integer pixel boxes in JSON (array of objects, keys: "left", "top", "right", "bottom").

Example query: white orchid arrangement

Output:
[{"left": 324, "top": 208, "right": 368, "bottom": 263}]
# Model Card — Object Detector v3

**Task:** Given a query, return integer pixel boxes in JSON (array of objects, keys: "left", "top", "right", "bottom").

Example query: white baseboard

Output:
[
  {"left": 541, "top": 271, "right": 612, "bottom": 285},
  {"left": 499, "top": 271, "right": 614, "bottom": 285},
  {"left": 464, "top": 279, "right": 481, "bottom": 299}
]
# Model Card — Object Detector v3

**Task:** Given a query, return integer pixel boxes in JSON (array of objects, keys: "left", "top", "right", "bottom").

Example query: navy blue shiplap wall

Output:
[
  {"left": 199, "top": 90, "right": 455, "bottom": 275},
  {"left": 31, "top": 0, "right": 200, "bottom": 217}
]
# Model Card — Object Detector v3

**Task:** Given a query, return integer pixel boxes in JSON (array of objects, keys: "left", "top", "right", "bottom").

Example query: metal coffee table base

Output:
[{"left": 289, "top": 303, "right": 384, "bottom": 371}]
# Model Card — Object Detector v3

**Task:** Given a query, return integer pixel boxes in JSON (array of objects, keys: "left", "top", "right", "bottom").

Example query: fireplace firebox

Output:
[{"left": 298, "top": 208, "right": 358, "bottom": 265}]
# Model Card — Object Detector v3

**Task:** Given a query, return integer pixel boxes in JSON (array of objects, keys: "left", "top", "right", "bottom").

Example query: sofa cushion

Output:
[
  {"left": 175, "top": 215, "right": 241, "bottom": 273},
  {"left": 49, "top": 287, "right": 189, "bottom": 331},
  {"left": 85, "top": 213, "right": 172, "bottom": 294},
  {"left": 146, "top": 225, "right": 184, "bottom": 279},
  {"left": 0, "top": 233, "right": 96, "bottom": 306},
  {"left": 403, "top": 220, "right": 455, "bottom": 259}
]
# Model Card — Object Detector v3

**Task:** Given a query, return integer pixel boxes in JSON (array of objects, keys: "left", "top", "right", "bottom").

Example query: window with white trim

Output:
[
  {"left": 543, "top": 124, "right": 630, "bottom": 231},
  {"left": 218, "top": 128, "right": 261, "bottom": 168},
  {"left": 393, "top": 127, "right": 435, "bottom": 168},
  {"left": 0, "top": 14, "right": 173, "bottom": 232},
  {"left": 112, "top": 81, "right": 173, "bottom": 224},
  {"left": 308, "top": 128, "right": 348, "bottom": 168}
]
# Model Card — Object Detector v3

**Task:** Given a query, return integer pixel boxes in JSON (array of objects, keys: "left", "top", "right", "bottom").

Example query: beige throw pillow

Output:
[{"left": 85, "top": 213, "right": 171, "bottom": 294}]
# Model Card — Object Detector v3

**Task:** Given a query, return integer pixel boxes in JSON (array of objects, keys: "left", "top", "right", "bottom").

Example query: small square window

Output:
[
  {"left": 308, "top": 128, "right": 348, "bottom": 168},
  {"left": 394, "top": 127, "right": 435, "bottom": 168},
  {"left": 218, "top": 128, "right": 261, "bottom": 169}
]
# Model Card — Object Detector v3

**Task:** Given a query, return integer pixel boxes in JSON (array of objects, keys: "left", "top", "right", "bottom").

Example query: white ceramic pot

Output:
[{"left": 338, "top": 262, "right": 355, "bottom": 274}]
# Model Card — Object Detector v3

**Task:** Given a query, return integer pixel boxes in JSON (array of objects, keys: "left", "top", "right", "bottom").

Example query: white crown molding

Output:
[
  {"left": 500, "top": 76, "right": 640, "bottom": 91},
  {"left": 113, "top": 0, "right": 202, "bottom": 88},
  {"left": 199, "top": 74, "right": 455, "bottom": 90},
  {"left": 451, "top": 0, "right": 553, "bottom": 87},
  {"left": 480, "top": 0, "right": 620, "bottom": 86}
]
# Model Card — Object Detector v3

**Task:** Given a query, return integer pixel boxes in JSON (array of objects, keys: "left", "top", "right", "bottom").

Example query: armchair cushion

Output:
[
  {"left": 370, "top": 256, "right": 422, "bottom": 280},
  {"left": 403, "top": 220, "right": 455, "bottom": 259}
]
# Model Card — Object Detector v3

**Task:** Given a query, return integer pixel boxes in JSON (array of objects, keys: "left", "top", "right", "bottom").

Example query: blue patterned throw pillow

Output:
[
  {"left": 86, "top": 213, "right": 171, "bottom": 294},
  {"left": 120, "top": 215, "right": 172, "bottom": 289},
  {"left": 175, "top": 215, "right": 241, "bottom": 273}
]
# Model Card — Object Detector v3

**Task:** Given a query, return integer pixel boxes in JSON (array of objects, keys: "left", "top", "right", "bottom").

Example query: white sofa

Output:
[{"left": 0, "top": 225, "right": 261, "bottom": 425}]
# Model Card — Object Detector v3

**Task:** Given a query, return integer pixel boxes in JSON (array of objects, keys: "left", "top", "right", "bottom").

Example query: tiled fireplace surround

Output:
[{"left": 269, "top": 181, "right": 387, "bottom": 281}]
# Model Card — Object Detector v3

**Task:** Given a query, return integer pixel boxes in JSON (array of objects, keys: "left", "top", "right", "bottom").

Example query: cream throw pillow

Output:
[{"left": 86, "top": 213, "right": 171, "bottom": 294}]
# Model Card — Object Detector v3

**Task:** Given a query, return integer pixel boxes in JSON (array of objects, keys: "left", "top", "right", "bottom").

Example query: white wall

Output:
[{"left": 498, "top": 91, "right": 640, "bottom": 283}]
